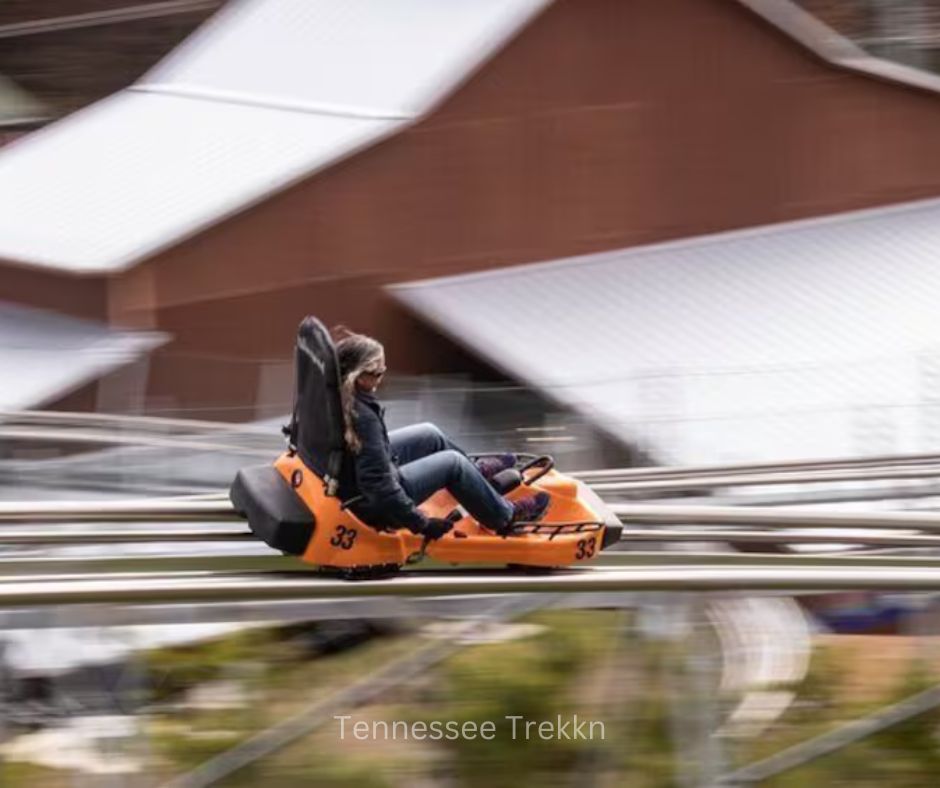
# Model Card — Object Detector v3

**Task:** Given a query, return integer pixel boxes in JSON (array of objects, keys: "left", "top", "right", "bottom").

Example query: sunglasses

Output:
[{"left": 362, "top": 366, "right": 387, "bottom": 378}]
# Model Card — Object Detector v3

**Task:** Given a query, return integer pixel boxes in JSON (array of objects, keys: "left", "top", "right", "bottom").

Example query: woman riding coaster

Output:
[{"left": 333, "top": 328, "right": 551, "bottom": 541}]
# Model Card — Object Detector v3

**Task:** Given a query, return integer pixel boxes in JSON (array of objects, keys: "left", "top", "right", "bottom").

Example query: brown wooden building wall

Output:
[{"left": 12, "top": 0, "right": 940, "bottom": 416}]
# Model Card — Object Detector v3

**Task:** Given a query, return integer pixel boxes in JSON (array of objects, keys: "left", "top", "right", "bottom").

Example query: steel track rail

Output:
[
  {"left": 12, "top": 410, "right": 940, "bottom": 475},
  {"left": 609, "top": 503, "right": 940, "bottom": 530},
  {"left": 591, "top": 464, "right": 940, "bottom": 493},
  {"left": 0, "top": 499, "right": 237, "bottom": 523},
  {"left": 7, "top": 551, "right": 940, "bottom": 578},
  {"left": 3, "top": 526, "right": 940, "bottom": 550},
  {"left": 649, "top": 482, "right": 940, "bottom": 508},
  {"left": 0, "top": 426, "right": 273, "bottom": 456},
  {"left": 2, "top": 409, "right": 251, "bottom": 433},
  {"left": 11, "top": 411, "right": 940, "bottom": 482},
  {"left": 573, "top": 451, "right": 940, "bottom": 483},
  {"left": 0, "top": 527, "right": 253, "bottom": 543},
  {"left": 5, "top": 565, "right": 940, "bottom": 606},
  {"left": 10, "top": 498, "right": 940, "bottom": 530},
  {"left": 614, "top": 529, "right": 940, "bottom": 547}
]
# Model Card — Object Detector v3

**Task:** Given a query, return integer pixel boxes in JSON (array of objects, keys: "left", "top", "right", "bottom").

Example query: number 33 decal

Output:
[
  {"left": 575, "top": 537, "right": 596, "bottom": 560},
  {"left": 330, "top": 525, "right": 358, "bottom": 550}
]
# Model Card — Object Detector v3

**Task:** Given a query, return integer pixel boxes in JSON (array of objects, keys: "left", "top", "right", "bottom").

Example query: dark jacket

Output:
[{"left": 338, "top": 391, "right": 427, "bottom": 530}]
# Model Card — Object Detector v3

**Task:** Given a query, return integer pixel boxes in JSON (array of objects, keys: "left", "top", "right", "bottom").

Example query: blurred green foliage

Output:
[{"left": 13, "top": 612, "right": 937, "bottom": 787}]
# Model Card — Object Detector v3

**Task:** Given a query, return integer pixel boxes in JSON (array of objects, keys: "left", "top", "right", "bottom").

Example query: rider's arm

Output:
[{"left": 354, "top": 408, "right": 428, "bottom": 531}]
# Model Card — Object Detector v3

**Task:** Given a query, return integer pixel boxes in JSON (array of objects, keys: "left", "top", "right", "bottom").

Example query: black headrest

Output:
[{"left": 285, "top": 316, "right": 346, "bottom": 492}]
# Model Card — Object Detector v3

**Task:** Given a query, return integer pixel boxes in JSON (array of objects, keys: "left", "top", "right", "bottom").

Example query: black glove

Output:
[{"left": 410, "top": 517, "right": 453, "bottom": 541}]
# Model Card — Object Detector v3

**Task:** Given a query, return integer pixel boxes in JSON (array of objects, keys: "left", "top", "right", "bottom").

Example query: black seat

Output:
[{"left": 284, "top": 316, "right": 348, "bottom": 495}]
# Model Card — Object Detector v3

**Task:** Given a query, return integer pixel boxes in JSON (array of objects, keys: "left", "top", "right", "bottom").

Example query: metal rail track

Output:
[
  {"left": 0, "top": 527, "right": 252, "bottom": 543},
  {"left": 3, "top": 526, "right": 940, "bottom": 550},
  {"left": 9, "top": 411, "right": 940, "bottom": 483},
  {"left": 2, "top": 565, "right": 940, "bottom": 607},
  {"left": 6, "top": 550, "right": 940, "bottom": 578},
  {"left": 608, "top": 503, "right": 940, "bottom": 530},
  {"left": 0, "top": 499, "right": 237, "bottom": 523},
  {"left": 0, "top": 426, "right": 273, "bottom": 456},
  {"left": 1, "top": 409, "right": 252, "bottom": 433},
  {"left": 573, "top": 451, "right": 940, "bottom": 483},
  {"left": 591, "top": 464, "right": 940, "bottom": 494},
  {"left": 9, "top": 498, "right": 940, "bottom": 530}
]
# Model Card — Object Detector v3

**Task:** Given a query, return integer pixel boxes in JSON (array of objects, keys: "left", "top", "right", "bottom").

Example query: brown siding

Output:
[
  {"left": 0, "top": 263, "right": 106, "bottom": 321},
  {"left": 14, "top": 0, "right": 940, "bottom": 411},
  {"left": 141, "top": 0, "right": 940, "bottom": 320}
]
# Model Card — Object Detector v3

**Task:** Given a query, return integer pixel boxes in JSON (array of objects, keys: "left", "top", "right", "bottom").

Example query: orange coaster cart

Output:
[{"left": 230, "top": 317, "right": 622, "bottom": 579}]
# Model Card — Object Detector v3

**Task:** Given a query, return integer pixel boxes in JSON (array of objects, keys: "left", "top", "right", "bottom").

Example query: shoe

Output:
[
  {"left": 475, "top": 453, "right": 517, "bottom": 479},
  {"left": 510, "top": 492, "right": 551, "bottom": 524}
]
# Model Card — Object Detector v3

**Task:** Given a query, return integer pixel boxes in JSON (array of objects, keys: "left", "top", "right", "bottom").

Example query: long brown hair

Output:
[{"left": 332, "top": 326, "right": 384, "bottom": 453}]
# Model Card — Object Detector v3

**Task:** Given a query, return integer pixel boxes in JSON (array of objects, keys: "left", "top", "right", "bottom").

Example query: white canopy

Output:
[
  {"left": 0, "top": 301, "right": 164, "bottom": 410},
  {"left": 0, "top": 0, "right": 550, "bottom": 273},
  {"left": 391, "top": 198, "right": 940, "bottom": 465}
]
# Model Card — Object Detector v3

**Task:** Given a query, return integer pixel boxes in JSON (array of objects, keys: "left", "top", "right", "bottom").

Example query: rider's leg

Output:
[
  {"left": 388, "top": 422, "right": 465, "bottom": 466},
  {"left": 398, "top": 450, "right": 513, "bottom": 531}
]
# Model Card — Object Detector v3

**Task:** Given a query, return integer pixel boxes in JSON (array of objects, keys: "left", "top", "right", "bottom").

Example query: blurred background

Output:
[{"left": 6, "top": 0, "right": 940, "bottom": 785}]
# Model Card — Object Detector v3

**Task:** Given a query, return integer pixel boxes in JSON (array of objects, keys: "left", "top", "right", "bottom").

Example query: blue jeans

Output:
[{"left": 391, "top": 423, "right": 514, "bottom": 530}]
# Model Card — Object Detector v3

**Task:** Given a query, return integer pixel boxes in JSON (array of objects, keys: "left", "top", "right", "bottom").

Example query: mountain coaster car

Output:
[{"left": 230, "top": 317, "right": 622, "bottom": 578}]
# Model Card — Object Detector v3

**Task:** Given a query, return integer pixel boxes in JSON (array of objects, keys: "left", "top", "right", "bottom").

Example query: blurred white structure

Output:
[
  {"left": 0, "top": 302, "right": 163, "bottom": 410},
  {"left": 0, "top": 0, "right": 550, "bottom": 272},
  {"left": 0, "top": 74, "right": 47, "bottom": 128},
  {"left": 392, "top": 197, "right": 940, "bottom": 465}
]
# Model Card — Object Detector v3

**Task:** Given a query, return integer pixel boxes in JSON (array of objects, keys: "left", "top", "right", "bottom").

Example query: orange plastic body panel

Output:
[{"left": 274, "top": 452, "right": 610, "bottom": 569}]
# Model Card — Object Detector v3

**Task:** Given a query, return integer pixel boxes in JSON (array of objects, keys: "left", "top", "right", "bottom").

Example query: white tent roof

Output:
[
  {"left": 390, "top": 198, "right": 940, "bottom": 465},
  {"left": 0, "top": 0, "right": 551, "bottom": 274},
  {"left": 142, "top": 0, "right": 550, "bottom": 119},
  {"left": 0, "top": 301, "right": 164, "bottom": 410}
]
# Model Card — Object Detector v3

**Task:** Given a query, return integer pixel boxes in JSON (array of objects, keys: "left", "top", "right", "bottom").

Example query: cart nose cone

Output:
[{"left": 601, "top": 522, "right": 623, "bottom": 549}]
